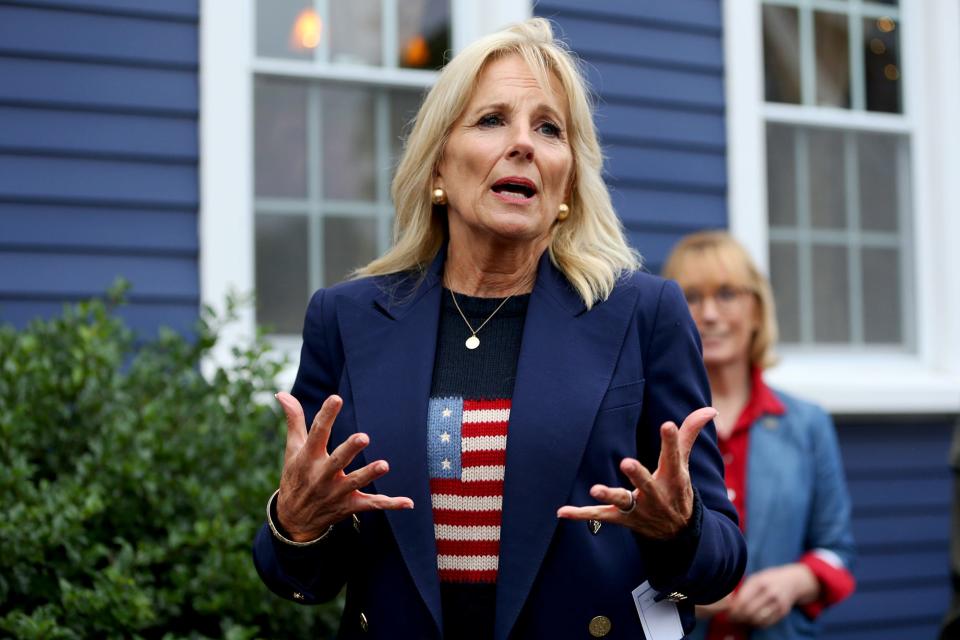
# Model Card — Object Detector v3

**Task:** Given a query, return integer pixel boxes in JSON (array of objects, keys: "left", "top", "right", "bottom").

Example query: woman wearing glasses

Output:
[{"left": 663, "top": 231, "right": 856, "bottom": 640}]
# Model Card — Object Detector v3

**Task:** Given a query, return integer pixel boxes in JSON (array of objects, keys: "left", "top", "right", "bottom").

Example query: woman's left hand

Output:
[
  {"left": 727, "top": 563, "right": 819, "bottom": 628},
  {"left": 557, "top": 407, "right": 717, "bottom": 539}
]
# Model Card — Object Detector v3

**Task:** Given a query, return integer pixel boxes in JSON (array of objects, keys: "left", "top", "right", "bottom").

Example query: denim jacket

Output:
[{"left": 689, "top": 390, "right": 856, "bottom": 640}]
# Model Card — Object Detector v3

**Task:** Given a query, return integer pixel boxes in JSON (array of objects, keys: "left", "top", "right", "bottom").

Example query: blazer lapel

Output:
[
  {"left": 494, "top": 255, "right": 640, "bottom": 640},
  {"left": 336, "top": 257, "right": 444, "bottom": 634}
]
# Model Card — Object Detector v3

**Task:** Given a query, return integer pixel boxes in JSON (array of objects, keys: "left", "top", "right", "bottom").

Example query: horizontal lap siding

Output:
[
  {"left": 0, "top": 1, "right": 199, "bottom": 336},
  {"left": 536, "top": 0, "right": 726, "bottom": 273},
  {"left": 822, "top": 419, "right": 952, "bottom": 639}
]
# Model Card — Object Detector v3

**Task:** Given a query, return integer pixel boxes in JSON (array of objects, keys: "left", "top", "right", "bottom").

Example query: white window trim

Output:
[
  {"left": 723, "top": 0, "right": 960, "bottom": 414},
  {"left": 200, "top": 0, "right": 532, "bottom": 385}
]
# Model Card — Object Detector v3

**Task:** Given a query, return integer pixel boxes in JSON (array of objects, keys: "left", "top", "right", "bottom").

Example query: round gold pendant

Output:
[{"left": 465, "top": 335, "right": 480, "bottom": 350}]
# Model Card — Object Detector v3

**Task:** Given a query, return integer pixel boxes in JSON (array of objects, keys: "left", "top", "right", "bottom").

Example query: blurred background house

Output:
[{"left": 1, "top": 0, "right": 958, "bottom": 637}]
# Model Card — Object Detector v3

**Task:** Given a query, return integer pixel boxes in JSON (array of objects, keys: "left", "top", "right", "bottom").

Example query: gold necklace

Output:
[{"left": 449, "top": 290, "right": 514, "bottom": 350}]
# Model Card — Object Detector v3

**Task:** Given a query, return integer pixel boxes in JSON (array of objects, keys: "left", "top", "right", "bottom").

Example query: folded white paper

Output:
[{"left": 632, "top": 581, "right": 683, "bottom": 640}]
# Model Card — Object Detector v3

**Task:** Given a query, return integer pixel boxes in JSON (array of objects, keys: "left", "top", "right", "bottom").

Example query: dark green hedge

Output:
[{"left": 0, "top": 288, "right": 341, "bottom": 639}]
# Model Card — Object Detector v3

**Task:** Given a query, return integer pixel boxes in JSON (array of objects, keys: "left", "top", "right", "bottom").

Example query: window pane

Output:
[
  {"left": 767, "top": 123, "right": 797, "bottom": 227},
  {"left": 390, "top": 89, "right": 425, "bottom": 165},
  {"left": 862, "top": 247, "right": 902, "bottom": 343},
  {"left": 324, "top": 217, "right": 378, "bottom": 285},
  {"left": 256, "top": 0, "right": 316, "bottom": 60},
  {"left": 256, "top": 214, "right": 310, "bottom": 334},
  {"left": 863, "top": 16, "right": 902, "bottom": 113},
  {"left": 812, "top": 245, "right": 850, "bottom": 342},
  {"left": 763, "top": 5, "right": 801, "bottom": 104},
  {"left": 808, "top": 129, "right": 846, "bottom": 229},
  {"left": 329, "top": 0, "right": 382, "bottom": 66},
  {"left": 398, "top": 0, "right": 451, "bottom": 70},
  {"left": 770, "top": 242, "right": 801, "bottom": 343},
  {"left": 255, "top": 78, "right": 308, "bottom": 198},
  {"left": 858, "top": 133, "right": 900, "bottom": 232},
  {"left": 815, "top": 12, "right": 850, "bottom": 108},
  {"left": 322, "top": 86, "right": 376, "bottom": 201}
]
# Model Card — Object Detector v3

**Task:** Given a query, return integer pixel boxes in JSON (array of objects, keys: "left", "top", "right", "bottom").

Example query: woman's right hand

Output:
[{"left": 274, "top": 392, "right": 414, "bottom": 542}]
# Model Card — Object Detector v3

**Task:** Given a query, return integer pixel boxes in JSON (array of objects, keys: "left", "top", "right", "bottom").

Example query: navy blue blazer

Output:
[{"left": 253, "top": 251, "right": 746, "bottom": 639}]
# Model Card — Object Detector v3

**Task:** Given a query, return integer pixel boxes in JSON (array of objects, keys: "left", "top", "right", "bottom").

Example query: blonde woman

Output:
[
  {"left": 664, "top": 231, "right": 856, "bottom": 640},
  {"left": 254, "top": 20, "right": 745, "bottom": 639}
]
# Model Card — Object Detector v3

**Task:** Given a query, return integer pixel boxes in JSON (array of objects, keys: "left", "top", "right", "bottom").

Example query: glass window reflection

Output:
[
  {"left": 324, "top": 217, "right": 378, "bottom": 285},
  {"left": 255, "top": 78, "right": 308, "bottom": 198},
  {"left": 863, "top": 16, "right": 902, "bottom": 113},
  {"left": 815, "top": 11, "right": 850, "bottom": 108},
  {"left": 398, "top": 0, "right": 451, "bottom": 70},
  {"left": 257, "top": 0, "right": 316, "bottom": 60},
  {"left": 256, "top": 215, "right": 310, "bottom": 334},
  {"left": 321, "top": 86, "right": 377, "bottom": 201},
  {"left": 763, "top": 5, "right": 801, "bottom": 104},
  {"left": 329, "top": 0, "right": 382, "bottom": 66}
]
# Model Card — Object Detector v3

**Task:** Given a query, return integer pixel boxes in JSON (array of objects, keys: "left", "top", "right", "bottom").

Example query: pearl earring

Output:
[
  {"left": 431, "top": 187, "right": 447, "bottom": 205},
  {"left": 557, "top": 203, "right": 570, "bottom": 220}
]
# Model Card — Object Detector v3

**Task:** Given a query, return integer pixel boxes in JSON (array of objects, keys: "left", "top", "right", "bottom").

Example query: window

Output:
[
  {"left": 761, "top": 0, "right": 912, "bottom": 349},
  {"left": 252, "top": 0, "right": 448, "bottom": 334},
  {"left": 723, "top": 0, "right": 960, "bottom": 412},
  {"left": 200, "top": 0, "right": 532, "bottom": 379}
]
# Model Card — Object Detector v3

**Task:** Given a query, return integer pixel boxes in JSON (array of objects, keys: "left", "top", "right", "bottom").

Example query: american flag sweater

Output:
[{"left": 428, "top": 289, "right": 528, "bottom": 638}]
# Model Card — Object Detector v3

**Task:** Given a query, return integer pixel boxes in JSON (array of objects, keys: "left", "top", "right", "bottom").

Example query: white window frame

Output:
[
  {"left": 724, "top": 0, "right": 960, "bottom": 414},
  {"left": 200, "top": 0, "right": 532, "bottom": 386}
]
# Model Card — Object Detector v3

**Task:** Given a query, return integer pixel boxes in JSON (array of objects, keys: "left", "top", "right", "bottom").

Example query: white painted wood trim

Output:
[
  {"left": 452, "top": 0, "right": 533, "bottom": 53},
  {"left": 251, "top": 59, "right": 438, "bottom": 87},
  {"left": 723, "top": 0, "right": 768, "bottom": 272},
  {"left": 765, "top": 353, "right": 960, "bottom": 414},
  {"left": 722, "top": 0, "right": 960, "bottom": 414},
  {"left": 914, "top": 0, "right": 960, "bottom": 380},
  {"left": 199, "top": 0, "right": 256, "bottom": 375},
  {"left": 763, "top": 103, "right": 913, "bottom": 133}
]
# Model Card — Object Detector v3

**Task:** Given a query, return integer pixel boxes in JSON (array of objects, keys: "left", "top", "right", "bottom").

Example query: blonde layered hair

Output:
[
  {"left": 356, "top": 18, "right": 640, "bottom": 309},
  {"left": 662, "top": 231, "right": 779, "bottom": 369}
]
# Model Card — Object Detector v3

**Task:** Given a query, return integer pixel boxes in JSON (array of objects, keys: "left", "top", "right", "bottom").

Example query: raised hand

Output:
[
  {"left": 274, "top": 392, "right": 414, "bottom": 542},
  {"left": 556, "top": 407, "right": 717, "bottom": 539}
]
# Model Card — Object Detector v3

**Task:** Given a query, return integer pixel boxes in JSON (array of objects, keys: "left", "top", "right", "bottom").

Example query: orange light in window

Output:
[
  {"left": 290, "top": 8, "right": 322, "bottom": 51},
  {"left": 402, "top": 35, "right": 430, "bottom": 67}
]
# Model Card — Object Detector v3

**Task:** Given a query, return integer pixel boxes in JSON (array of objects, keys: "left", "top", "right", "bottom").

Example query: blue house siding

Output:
[
  {"left": 535, "top": 0, "right": 727, "bottom": 272},
  {"left": 0, "top": 0, "right": 199, "bottom": 336},
  {"left": 822, "top": 418, "right": 952, "bottom": 639}
]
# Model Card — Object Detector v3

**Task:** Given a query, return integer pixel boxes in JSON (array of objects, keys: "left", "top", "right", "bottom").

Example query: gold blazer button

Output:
[{"left": 588, "top": 615, "right": 612, "bottom": 637}]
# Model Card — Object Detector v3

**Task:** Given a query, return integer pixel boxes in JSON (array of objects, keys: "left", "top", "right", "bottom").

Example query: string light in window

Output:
[
  {"left": 402, "top": 35, "right": 430, "bottom": 67},
  {"left": 290, "top": 8, "right": 322, "bottom": 51}
]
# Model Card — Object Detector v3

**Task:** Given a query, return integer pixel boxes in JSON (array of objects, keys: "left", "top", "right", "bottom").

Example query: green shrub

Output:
[{"left": 0, "top": 286, "right": 341, "bottom": 639}]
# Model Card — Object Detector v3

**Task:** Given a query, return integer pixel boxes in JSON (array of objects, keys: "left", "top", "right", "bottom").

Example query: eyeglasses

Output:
[{"left": 683, "top": 286, "right": 753, "bottom": 312}]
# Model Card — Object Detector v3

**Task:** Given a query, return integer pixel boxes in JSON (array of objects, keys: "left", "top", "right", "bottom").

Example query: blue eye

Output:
[
  {"left": 538, "top": 122, "right": 562, "bottom": 138},
  {"left": 478, "top": 114, "right": 503, "bottom": 127}
]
